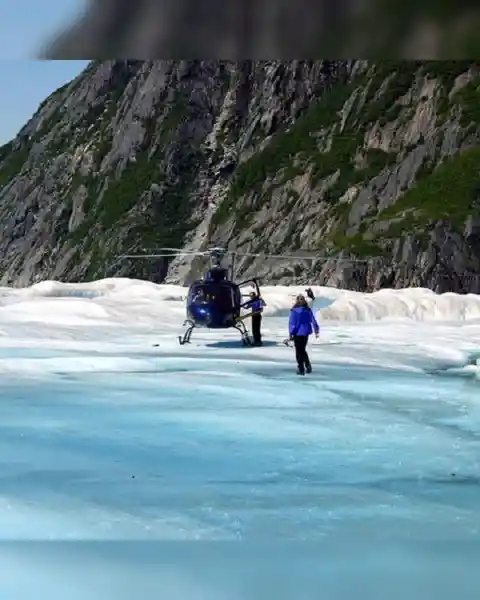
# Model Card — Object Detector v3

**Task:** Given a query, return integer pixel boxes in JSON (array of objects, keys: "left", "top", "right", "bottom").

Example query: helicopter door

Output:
[
  {"left": 214, "top": 285, "right": 235, "bottom": 312},
  {"left": 232, "top": 286, "right": 241, "bottom": 307},
  {"left": 238, "top": 278, "right": 260, "bottom": 296}
]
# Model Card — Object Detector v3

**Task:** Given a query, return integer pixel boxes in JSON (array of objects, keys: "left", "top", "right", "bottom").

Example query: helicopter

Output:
[
  {"left": 105, "top": 246, "right": 367, "bottom": 347},
  {"left": 173, "top": 246, "right": 262, "bottom": 346},
  {"left": 105, "top": 246, "right": 263, "bottom": 345}
]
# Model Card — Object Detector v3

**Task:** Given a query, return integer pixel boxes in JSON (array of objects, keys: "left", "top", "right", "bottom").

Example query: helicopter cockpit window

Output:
[{"left": 192, "top": 288, "right": 210, "bottom": 304}]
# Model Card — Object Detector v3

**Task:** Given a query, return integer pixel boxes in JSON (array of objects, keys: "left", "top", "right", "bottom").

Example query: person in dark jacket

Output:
[
  {"left": 245, "top": 291, "right": 266, "bottom": 346},
  {"left": 288, "top": 293, "right": 319, "bottom": 375}
]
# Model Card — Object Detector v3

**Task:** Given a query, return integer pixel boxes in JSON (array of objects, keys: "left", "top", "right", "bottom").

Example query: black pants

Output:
[
  {"left": 293, "top": 335, "right": 310, "bottom": 372},
  {"left": 251, "top": 314, "right": 262, "bottom": 344}
]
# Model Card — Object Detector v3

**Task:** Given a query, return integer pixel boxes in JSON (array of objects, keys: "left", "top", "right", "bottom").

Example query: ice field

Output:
[{"left": 0, "top": 278, "right": 480, "bottom": 598}]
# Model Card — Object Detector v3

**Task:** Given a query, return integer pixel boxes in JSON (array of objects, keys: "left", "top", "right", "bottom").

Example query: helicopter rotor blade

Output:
[
  {"left": 229, "top": 251, "right": 372, "bottom": 263},
  {"left": 106, "top": 246, "right": 375, "bottom": 279},
  {"left": 118, "top": 250, "right": 211, "bottom": 259},
  {"left": 118, "top": 250, "right": 375, "bottom": 263}
]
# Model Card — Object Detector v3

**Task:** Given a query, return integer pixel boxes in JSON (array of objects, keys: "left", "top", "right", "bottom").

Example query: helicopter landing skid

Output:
[
  {"left": 178, "top": 320, "right": 253, "bottom": 346},
  {"left": 233, "top": 320, "right": 253, "bottom": 346},
  {"left": 178, "top": 320, "right": 195, "bottom": 345}
]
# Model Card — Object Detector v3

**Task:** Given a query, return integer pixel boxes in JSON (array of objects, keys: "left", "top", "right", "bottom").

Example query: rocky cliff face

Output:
[{"left": 0, "top": 60, "right": 479, "bottom": 292}]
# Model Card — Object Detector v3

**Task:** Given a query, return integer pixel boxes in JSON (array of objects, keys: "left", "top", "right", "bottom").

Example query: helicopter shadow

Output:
[{"left": 205, "top": 340, "right": 280, "bottom": 349}]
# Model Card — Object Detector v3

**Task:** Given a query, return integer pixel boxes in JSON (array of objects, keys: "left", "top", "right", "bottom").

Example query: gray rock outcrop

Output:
[{"left": 0, "top": 60, "right": 479, "bottom": 292}]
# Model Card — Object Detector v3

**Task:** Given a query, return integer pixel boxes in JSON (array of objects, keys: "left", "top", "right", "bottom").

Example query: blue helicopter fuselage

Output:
[{"left": 186, "top": 278, "right": 242, "bottom": 329}]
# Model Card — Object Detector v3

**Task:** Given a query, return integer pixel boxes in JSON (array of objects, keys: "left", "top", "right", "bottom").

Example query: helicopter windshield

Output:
[{"left": 191, "top": 285, "right": 235, "bottom": 311}]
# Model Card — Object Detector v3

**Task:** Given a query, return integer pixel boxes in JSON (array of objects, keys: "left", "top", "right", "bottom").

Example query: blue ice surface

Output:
[{"left": 0, "top": 343, "right": 479, "bottom": 599}]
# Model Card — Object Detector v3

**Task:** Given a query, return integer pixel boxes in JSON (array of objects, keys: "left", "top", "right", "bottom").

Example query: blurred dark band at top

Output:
[{"left": 40, "top": 0, "right": 479, "bottom": 59}]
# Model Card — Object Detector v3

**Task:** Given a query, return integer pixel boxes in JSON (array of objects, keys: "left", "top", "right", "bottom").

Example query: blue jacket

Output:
[
  {"left": 245, "top": 297, "right": 265, "bottom": 313},
  {"left": 289, "top": 306, "right": 319, "bottom": 337}
]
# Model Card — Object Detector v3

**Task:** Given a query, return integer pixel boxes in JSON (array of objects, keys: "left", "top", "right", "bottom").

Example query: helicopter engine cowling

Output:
[{"left": 205, "top": 267, "right": 228, "bottom": 282}]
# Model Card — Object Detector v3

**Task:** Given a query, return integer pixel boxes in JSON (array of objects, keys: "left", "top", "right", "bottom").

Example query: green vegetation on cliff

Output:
[
  {"left": 381, "top": 147, "right": 480, "bottom": 228},
  {"left": 211, "top": 60, "right": 480, "bottom": 259}
]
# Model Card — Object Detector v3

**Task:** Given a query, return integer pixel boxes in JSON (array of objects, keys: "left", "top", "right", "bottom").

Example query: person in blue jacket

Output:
[
  {"left": 244, "top": 291, "right": 266, "bottom": 346},
  {"left": 288, "top": 292, "right": 319, "bottom": 375}
]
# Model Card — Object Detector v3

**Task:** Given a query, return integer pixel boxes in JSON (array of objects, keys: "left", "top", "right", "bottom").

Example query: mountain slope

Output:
[{"left": 0, "top": 60, "right": 479, "bottom": 292}]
